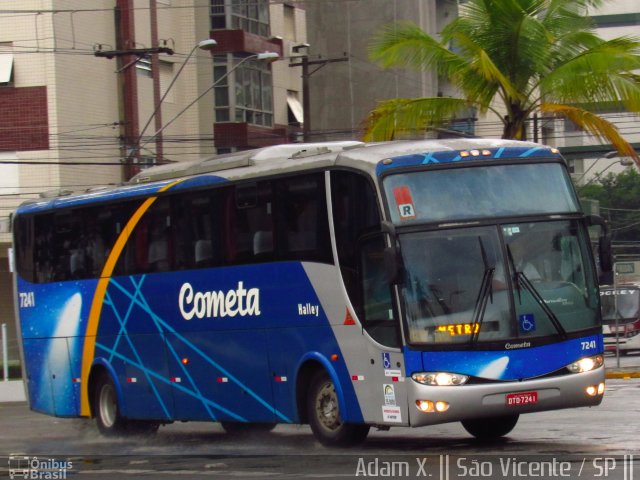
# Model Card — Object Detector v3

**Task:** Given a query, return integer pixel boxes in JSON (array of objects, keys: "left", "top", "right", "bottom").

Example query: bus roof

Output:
[{"left": 16, "top": 138, "right": 559, "bottom": 215}]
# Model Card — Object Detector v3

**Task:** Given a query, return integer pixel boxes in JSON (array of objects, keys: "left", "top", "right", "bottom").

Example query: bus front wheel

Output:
[
  {"left": 307, "top": 371, "right": 369, "bottom": 447},
  {"left": 93, "top": 371, "right": 158, "bottom": 436},
  {"left": 461, "top": 414, "right": 519, "bottom": 440}
]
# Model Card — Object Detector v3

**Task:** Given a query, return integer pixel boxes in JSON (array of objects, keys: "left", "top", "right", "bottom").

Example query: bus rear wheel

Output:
[
  {"left": 307, "top": 371, "right": 369, "bottom": 447},
  {"left": 93, "top": 371, "right": 158, "bottom": 436},
  {"left": 461, "top": 414, "right": 519, "bottom": 440}
]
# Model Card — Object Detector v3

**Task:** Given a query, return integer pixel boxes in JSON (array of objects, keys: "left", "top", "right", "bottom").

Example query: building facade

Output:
[{"left": 0, "top": 0, "right": 306, "bottom": 367}]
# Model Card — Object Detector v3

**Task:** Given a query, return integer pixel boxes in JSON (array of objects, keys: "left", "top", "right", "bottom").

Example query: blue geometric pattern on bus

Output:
[
  {"left": 376, "top": 146, "right": 560, "bottom": 176},
  {"left": 94, "top": 273, "right": 291, "bottom": 423}
]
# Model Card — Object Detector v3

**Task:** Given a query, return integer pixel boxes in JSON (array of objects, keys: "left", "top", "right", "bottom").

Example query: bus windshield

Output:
[
  {"left": 399, "top": 221, "right": 600, "bottom": 346},
  {"left": 600, "top": 288, "right": 640, "bottom": 321},
  {"left": 384, "top": 163, "right": 579, "bottom": 224}
]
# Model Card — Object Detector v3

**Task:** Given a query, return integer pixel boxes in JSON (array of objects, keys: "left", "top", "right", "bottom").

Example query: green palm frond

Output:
[
  {"left": 362, "top": 97, "right": 472, "bottom": 142},
  {"left": 541, "top": 103, "right": 639, "bottom": 164}
]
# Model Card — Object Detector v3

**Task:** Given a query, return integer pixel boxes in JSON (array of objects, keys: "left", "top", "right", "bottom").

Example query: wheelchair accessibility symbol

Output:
[
  {"left": 519, "top": 314, "right": 536, "bottom": 333},
  {"left": 382, "top": 352, "right": 392, "bottom": 370}
]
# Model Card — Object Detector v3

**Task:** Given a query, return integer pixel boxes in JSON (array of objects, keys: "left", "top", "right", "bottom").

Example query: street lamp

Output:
[
  {"left": 136, "top": 39, "right": 218, "bottom": 154},
  {"left": 576, "top": 153, "right": 634, "bottom": 186},
  {"left": 138, "top": 51, "right": 279, "bottom": 155}
]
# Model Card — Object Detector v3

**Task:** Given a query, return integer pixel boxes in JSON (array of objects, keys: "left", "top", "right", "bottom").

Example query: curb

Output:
[{"left": 605, "top": 370, "right": 640, "bottom": 379}]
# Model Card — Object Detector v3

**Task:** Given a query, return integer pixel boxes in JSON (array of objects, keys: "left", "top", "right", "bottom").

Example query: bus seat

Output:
[
  {"left": 195, "top": 239, "right": 213, "bottom": 266},
  {"left": 253, "top": 231, "right": 273, "bottom": 256}
]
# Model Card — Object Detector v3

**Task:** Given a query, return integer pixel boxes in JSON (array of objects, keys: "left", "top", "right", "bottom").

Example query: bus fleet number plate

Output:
[{"left": 505, "top": 391, "right": 538, "bottom": 406}]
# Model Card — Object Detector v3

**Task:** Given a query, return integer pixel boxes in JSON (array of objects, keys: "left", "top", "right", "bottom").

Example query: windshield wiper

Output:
[
  {"left": 516, "top": 272, "right": 568, "bottom": 339},
  {"left": 470, "top": 237, "right": 494, "bottom": 345},
  {"left": 470, "top": 266, "right": 494, "bottom": 345},
  {"left": 506, "top": 245, "right": 568, "bottom": 339}
]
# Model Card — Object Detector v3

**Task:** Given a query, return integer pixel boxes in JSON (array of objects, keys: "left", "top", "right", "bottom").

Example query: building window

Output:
[
  {"left": 136, "top": 56, "right": 152, "bottom": 78},
  {"left": 214, "top": 54, "right": 274, "bottom": 127},
  {"left": 210, "top": 0, "right": 270, "bottom": 37}
]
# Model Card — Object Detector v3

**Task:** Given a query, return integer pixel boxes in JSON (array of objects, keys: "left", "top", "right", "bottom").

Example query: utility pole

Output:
[
  {"left": 95, "top": 0, "right": 173, "bottom": 180},
  {"left": 290, "top": 50, "right": 348, "bottom": 142}
]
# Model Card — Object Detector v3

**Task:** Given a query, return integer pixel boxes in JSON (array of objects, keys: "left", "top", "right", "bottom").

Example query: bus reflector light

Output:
[{"left": 331, "top": 354, "right": 339, "bottom": 362}]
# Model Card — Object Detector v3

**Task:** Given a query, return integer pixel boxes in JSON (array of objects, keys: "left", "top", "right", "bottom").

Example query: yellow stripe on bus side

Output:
[{"left": 80, "top": 181, "right": 181, "bottom": 416}]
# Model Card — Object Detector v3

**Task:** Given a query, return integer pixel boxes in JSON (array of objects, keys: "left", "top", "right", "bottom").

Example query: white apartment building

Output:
[{"left": 0, "top": 0, "right": 306, "bottom": 366}]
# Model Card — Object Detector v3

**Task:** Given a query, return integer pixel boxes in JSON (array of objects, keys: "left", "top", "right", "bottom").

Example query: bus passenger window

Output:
[{"left": 277, "top": 174, "right": 331, "bottom": 263}]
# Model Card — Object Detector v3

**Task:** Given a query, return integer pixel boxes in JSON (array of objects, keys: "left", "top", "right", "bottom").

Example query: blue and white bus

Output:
[{"left": 12, "top": 139, "right": 609, "bottom": 446}]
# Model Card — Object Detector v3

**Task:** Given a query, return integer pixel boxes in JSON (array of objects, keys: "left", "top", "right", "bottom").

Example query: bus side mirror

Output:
[
  {"left": 380, "top": 221, "right": 404, "bottom": 285},
  {"left": 587, "top": 215, "right": 613, "bottom": 273}
]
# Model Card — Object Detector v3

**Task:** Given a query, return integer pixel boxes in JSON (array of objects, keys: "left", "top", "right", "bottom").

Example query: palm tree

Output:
[{"left": 364, "top": 0, "right": 640, "bottom": 164}]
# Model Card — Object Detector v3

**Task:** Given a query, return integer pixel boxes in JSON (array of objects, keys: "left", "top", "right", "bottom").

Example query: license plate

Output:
[{"left": 506, "top": 391, "right": 538, "bottom": 406}]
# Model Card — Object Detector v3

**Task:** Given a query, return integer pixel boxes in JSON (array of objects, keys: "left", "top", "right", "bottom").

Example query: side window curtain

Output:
[
  {"left": 15, "top": 215, "right": 35, "bottom": 283},
  {"left": 116, "top": 197, "right": 173, "bottom": 275}
]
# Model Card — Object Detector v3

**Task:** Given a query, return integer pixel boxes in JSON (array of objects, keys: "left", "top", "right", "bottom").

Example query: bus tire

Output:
[
  {"left": 220, "top": 422, "right": 276, "bottom": 434},
  {"left": 461, "top": 414, "right": 519, "bottom": 440},
  {"left": 93, "top": 371, "right": 159, "bottom": 436},
  {"left": 94, "top": 371, "right": 127, "bottom": 436},
  {"left": 307, "top": 371, "right": 369, "bottom": 447}
]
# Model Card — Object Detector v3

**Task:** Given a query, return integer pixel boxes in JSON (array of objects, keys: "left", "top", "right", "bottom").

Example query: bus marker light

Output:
[
  {"left": 344, "top": 310, "right": 357, "bottom": 325},
  {"left": 217, "top": 377, "right": 228, "bottom": 383},
  {"left": 470, "top": 150, "right": 480, "bottom": 156},
  {"left": 170, "top": 377, "right": 182, "bottom": 383},
  {"left": 382, "top": 158, "right": 393, "bottom": 165},
  {"left": 127, "top": 378, "right": 137, "bottom": 383},
  {"left": 181, "top": 357, "right": 189, "bottom": 365},
  {"left": 275, "top": 376, "right": 287, "bottom": 382},
  {"left": 460, "top": 151, "right": 470, "bottom": 157},
  {"left": 482, "top": 150, "right": 492, "bottom": 156},
  {"left": 391, "top": 376, "right": 399, "bottom": 382},
  {"left": 72, "top": 378, "right": 81, "bottom": 383},
  {"left": 352, "top": 375, "right": 365, "bottom": 381}
]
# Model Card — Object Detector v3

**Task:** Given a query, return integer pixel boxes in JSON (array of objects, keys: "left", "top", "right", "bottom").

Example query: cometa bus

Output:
[{"left": 12, "top": 139, "right": 610, "bottom": 446}]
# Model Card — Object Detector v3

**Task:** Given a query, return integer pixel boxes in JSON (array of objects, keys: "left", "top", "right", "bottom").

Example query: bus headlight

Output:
[
  {"left": 412, "top": 372, "right": 469, "bottom": 386},
  {"left": 566, "top": 355, "right": 604, "bottom": 374}
]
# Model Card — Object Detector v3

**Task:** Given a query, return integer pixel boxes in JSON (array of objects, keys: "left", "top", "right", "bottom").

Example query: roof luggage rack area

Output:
[{"left": 128, "top": 141, "right": 364, "bottom": 184}]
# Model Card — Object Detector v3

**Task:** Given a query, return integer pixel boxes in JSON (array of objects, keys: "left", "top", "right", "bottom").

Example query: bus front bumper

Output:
[{"left": 407, "top": 367, "right": 605, "bottom": 427}]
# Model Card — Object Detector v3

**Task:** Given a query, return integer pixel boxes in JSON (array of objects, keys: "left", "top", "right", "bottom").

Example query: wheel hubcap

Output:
[
  {"left": 315, "top": 381, "right": 341, "bottom": 431},
  {"left": 99, "top": 384, "right": 117, "bottom": 428}
]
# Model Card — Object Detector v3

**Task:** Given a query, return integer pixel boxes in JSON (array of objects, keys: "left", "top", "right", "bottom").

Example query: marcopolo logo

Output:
[{"left": 179, "top": 281, "right": 261, "bottom": 320}]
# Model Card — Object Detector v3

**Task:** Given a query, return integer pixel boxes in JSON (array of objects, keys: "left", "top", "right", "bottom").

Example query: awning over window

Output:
[
  {"left": 287, "top": 91, "right": 304, "bottom": 124},
  {"left": 0, "top": 54, "right": 14, "bottom": 84}
]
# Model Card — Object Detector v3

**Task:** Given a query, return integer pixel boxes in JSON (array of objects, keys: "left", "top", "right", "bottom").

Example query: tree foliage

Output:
[
  {"left": 578, "top": 169, "right": 640, "bottom": 250},
  {"left": 365, "top": 0, "right": 640, "bottom": 164}
]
